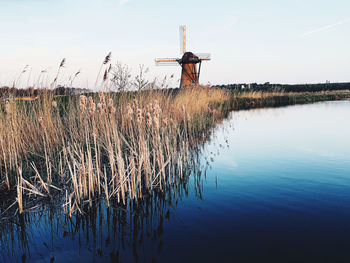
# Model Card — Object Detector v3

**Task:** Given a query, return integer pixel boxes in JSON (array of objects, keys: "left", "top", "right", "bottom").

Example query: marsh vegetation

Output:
[
  {"left": 1, "top": 56, "right": 350, "bottom": 219},
  {"left": 0, "top": 80, "right": 229, "bottom": 217}
]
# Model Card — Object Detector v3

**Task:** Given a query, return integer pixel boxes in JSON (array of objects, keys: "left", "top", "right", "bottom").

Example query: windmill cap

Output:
[{"left": 179, "top": 52, "right": 200, "bottom": 64}]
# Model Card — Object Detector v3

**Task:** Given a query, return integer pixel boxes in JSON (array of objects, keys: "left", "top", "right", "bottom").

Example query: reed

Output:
[{"left": 0, "top": 84, "right": 229, "bottom": 216}]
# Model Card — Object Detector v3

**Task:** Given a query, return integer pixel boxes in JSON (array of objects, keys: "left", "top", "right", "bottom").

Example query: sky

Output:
[{"left": 0, "top": 0, "right": 349, "bottom": 89}]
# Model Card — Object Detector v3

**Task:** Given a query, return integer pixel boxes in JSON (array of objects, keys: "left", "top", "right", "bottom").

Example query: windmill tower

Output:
[{"left": 155, "top": 25, "right": 211, "bottom": 88}]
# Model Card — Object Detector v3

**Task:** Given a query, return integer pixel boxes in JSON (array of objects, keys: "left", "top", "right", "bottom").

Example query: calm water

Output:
[{"left": 1, "top": 100, "right": 350, "bottom": 263}]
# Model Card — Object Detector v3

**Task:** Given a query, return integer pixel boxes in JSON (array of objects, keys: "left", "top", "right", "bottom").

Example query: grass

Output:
[
  {"left": 0, "top": 86, "right": 229, "bottom": 217},
  {"left": 228, "top": 90, "right": 350, "bottom": 110}
]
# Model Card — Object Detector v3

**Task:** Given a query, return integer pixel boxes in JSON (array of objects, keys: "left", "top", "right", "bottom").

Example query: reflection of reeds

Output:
[
  {"left": 0, "top": 85, "right": 228, "bottom": 216},
  {"left": 0, "top": 115, "right": 213, "bottom": 262},
  {"left": 0, "top": 158, "right": 205, "bottom": 263}
]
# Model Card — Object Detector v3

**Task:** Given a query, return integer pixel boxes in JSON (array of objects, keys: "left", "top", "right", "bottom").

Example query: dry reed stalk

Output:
[
  {"left": 16, "top": 168, "right": 23, "bottom": 214},
  {"left": 21, "top": 177, "right": 45, "bottom": 197},
  {"left": 31, "top": 162, "right": 50, "bottom": 194},
  {"left": 0, "top": 84, "right": 230, "bottom": 215},
  {"left": 52, "top": 58, "right": 66, "bottom": 88},
  {"left": 95, "top": 52, "right": 112, "bottom": 89}
]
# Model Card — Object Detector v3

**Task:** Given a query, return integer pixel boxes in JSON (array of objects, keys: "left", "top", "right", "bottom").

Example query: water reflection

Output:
[
  {"left": 1, "top": 190, "right": 194, "bottom": 262},
  {"left": 0, "top": 132, "right": 221, "bottom": 263}
]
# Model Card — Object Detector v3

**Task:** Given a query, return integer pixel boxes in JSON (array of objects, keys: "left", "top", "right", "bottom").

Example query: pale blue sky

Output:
[{"left": 0, "top": 0, "right": 349, "bottom": 88}]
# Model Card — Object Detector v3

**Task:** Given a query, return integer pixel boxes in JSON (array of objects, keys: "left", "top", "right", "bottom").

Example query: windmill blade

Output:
[
  {"left": 179, "top": 25, "right": 186, "bottom": 55},
  {"left": 155, "top": 61, "right": 179, "bottom": 66},
  {"left": 155, "top": 58, "right": 179, "bottom": 66},
  {"left": 195, "top": 53, "right": 211, "bottom": 61}
]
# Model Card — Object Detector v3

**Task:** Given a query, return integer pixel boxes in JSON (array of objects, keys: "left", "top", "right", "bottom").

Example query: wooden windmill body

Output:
[{"left": 155, "top": 26, "right": 211, "bottom": 88}]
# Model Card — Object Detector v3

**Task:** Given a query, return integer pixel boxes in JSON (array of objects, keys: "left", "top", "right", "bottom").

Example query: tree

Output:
[
  {"left": 110, "top": 62, "right": 131, "bottom": 92},
  {"left": 133, "top": 64, "right": 149, "bottom": 91}
]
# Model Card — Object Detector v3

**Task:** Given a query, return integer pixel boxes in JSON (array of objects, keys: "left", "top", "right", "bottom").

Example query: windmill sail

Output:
[
  {"left": 194, "top": 53, "right": 211, "bottom": 61},
  {"left": 155, "top": 58, "right": 179, "bottom": 66},
  {"left": 179, "top": 25, "right": 186, "bottom": 55}
]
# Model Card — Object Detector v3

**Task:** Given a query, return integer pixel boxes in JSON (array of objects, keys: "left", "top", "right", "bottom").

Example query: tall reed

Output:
[{"left": 0, "top": 86, "right": 229, "bottom": 216}]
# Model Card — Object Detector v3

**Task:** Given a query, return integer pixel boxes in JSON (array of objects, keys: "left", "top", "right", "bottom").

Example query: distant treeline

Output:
[
  {"left": 2, "top": 82, "right": 350, "bottom": 98},
  {"left": 214, "top": 82, "right": 350, "bottom": 92},
  {"left": 0, "top": 86, "right": 90, "bottom": 98}
]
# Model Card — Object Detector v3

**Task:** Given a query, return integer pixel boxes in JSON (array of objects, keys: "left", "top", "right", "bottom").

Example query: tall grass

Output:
[{"left": 0, "top": 86, "right": 229, "bottom": 216}]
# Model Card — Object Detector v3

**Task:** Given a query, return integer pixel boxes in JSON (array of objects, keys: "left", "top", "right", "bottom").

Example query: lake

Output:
[{"left": 1, "top": 100, "right": 350, "bottom": 263}]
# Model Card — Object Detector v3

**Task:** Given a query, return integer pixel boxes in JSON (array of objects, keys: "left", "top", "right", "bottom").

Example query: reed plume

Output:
[{"left": 95, "top": 52, "right": 112, "bottom": 89}]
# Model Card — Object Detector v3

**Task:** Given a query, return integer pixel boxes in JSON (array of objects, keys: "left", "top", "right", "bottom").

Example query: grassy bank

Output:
[
  {"left": 228, "top": 90, "right": 350, "bottom": 110},
  {"left": 216, "top": 82, "right": 350, "bottom": 92}
]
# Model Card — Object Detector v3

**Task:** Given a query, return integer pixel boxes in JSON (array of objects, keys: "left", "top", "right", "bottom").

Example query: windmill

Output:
[{"left": 155, "top": 25, "right": 211, "bottom": 88}]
